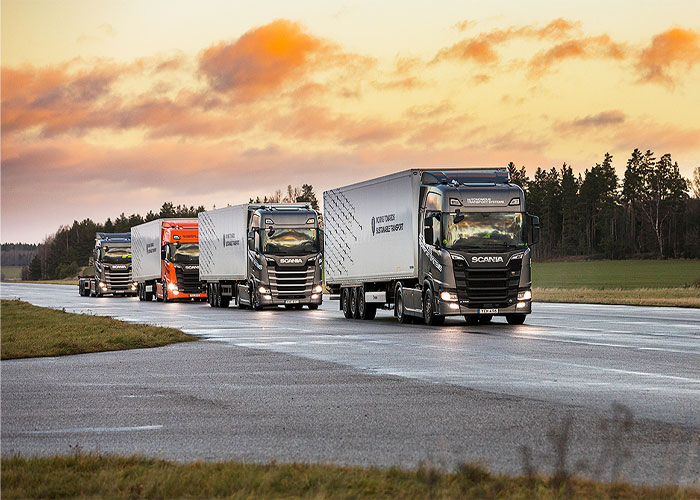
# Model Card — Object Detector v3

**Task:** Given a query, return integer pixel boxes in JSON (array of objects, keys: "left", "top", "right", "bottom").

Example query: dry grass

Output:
[
  {"left": 534, "top": 288, "right": 700, "bottom": 308},
  {"left": 2, "top": 454, "right": 698, "bottom": 500},
  {"left": 1, "top": 299, "right": 195, "bottom": 359}
]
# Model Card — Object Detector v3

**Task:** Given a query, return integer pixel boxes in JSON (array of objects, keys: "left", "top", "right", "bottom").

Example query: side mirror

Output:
[
  {"left": 423, "top": 220, "right": 434, "bottom": 246},
  {"left": 247, "top": 230, "right": 256, "bottom": 250},
  {"left": 527, "top": 214, "right": 540, "bottom": 245}
]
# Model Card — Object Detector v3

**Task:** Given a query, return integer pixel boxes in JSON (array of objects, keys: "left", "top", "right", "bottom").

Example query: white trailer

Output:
[
  {"left": 131, "top": 219, "right": 163, "bottom": 282},
  {"left": 199, "top": 205, "right": 249, "bottom": 282},
  {"left": 323, "top": 170, "right": 421, "bottom": 286}
]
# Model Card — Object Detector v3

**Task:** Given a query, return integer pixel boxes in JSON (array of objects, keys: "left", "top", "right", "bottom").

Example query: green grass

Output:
[
  {"left": 2, "top": 455, "right": 697, "bottom": 500},
  {"left": 1, "top": 265, "right": 23, "bottom": 279},
  {"left": 0, "top": 300, "right": 195, "bottom": 359},
  {"left": 532, "top": 260, "right": 700, "bottom": 289},
  {"left": 533, "top": 287, "right": 700, "bottom": 308}
]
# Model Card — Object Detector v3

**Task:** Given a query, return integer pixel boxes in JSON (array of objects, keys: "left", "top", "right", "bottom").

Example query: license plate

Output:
[
  {"left": 190, "top": 294, "right": 202, "bottom": 297},
  {"left": 285, "top": 300, "right": 300, "bottom": 304},
  {"left": 479, "top": 308, "right": 498, "bottom": 314}
]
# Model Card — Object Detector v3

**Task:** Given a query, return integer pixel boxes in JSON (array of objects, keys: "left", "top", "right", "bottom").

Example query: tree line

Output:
[
  {"left": 25, "top": 185, "right": 320, "bottom": 280},
  {"left": 511, "top": 149, "right": 700, "bottom": 260}
]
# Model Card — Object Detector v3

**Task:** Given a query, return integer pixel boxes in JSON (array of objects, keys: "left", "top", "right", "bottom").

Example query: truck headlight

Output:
[
  {"left": 258, "top": 286, "right": 268, "bottom": 294},
  {"left": 99, "top": 282, "right": 107, "bottom": 289},
  {"left": 131, "top": 282, "right": 138, "bottom": 289},
  {"left": 313, "top": 284, "right": 323, "bottom": 293},
  {"left": 517, "top": 290, "right": 532, "bottom": 300},
  {"left": 440, "top": 291, "right": 458, "bottom": 302},
  {"left": 167, "top": 283, "right": 178, "bottom": 291}
]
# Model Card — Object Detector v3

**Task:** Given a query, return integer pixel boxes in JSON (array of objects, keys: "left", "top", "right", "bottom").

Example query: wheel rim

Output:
[{"left": 397, "top": 293, "right": 404, "bottom": 320}]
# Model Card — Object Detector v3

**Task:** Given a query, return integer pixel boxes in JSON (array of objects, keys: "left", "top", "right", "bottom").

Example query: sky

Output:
[{"left": 2, "top": 0, "right": 700, "bottom": 243}]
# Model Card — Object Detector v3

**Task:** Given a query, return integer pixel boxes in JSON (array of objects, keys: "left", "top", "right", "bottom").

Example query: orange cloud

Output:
[
  {"left": 528, "top": 35, "right": 626, "bottom": 77},
  {"left": 637, "top": 28, "right": 700, "bottom": 85},
  {"left": 198, "top": 19, "right": 329, "bottom": 98},
  {"left": 434, "top": 18, "right": 580, "bottom": 65}
]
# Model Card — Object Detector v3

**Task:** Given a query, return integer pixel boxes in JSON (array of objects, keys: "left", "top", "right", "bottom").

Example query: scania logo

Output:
[
  {"left": 111, "top": 265, "right": 128, "bottom": 270},
  {"left": 280, "top": 258, "right": 303, "bottom": 264},
  {"left": 185, "top": 265, "right": 199, "bottom": 270},
  {"left": 471, "top": 256, "right": 504, "bottom": 263}
]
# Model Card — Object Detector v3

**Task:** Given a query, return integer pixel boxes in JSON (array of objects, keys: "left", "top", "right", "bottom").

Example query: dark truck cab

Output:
[
  {"left": 78, "top": 232, "right": 136, "bottom": 297},
  {"left": 412, "top": 170, "right": 540, "bottom": 325}
]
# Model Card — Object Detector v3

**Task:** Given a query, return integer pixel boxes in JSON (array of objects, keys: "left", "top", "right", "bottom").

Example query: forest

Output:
[{"left": 17, "top": 154, "right": 700, "bottom": 280}]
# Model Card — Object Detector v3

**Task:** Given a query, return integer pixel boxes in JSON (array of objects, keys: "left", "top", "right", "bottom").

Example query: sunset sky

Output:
[{"left": 2, "top": 0, "right": 700, "bottom": 243}]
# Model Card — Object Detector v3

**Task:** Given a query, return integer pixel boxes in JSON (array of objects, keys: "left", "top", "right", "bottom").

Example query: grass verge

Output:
[
  {"left": 532, "top": 259, "right": 700, "bottom": 289},
  {"left": 0, "top": 299, "right": 195, "bottom": 359},
  {"left": 3, "top": 279, "right": 78, "bottom": 285},
  {"left": 533, "top": 288, "right": 700, "bottom": 308},
  {"left": 3, "top": 455, "right": 699, "bottom": 500}
]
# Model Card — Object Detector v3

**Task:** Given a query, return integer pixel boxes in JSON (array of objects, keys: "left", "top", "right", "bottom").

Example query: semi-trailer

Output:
[
  {"left": 323, "top": 168, "right": 540, "bottom": 325},
  {"left": 198, "top": 203, "right": 323, "bottom": 309},
  {"left": 78, "top": 232, "right": 137, "bottom": 297},
  {"left": 131, "top": 219, "right": 207, "bottom": 302}
]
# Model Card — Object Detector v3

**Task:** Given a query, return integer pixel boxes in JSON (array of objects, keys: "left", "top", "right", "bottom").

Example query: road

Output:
[{"left": 2, "top": 283, "right": 699, "bottom": 486}]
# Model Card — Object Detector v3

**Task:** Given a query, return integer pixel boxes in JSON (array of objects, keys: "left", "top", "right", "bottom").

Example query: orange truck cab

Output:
[{"left": 131, "top": 219, "right": 207, "bottom": 302}]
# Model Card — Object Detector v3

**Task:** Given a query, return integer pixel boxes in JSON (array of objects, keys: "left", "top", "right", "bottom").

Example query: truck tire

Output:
[
  {"left": 220, "top": 293, "right": 230, "bottom": 308},
  {"left": 250, "top": 280, "right": 262, "bottom": 311},
  {"left": 506, "top": 314, "right": 526, "bottom": 325},
  {"left": 308, "top": 304, "right": 319, "bottom": 310},
  {"left": 350, "top": 287, "right": 360, "bottom": 319},
  {"left": 423, "top": 287, "right": 444, "bottom": 326},
  {"left": 396, "top": 286, "right": 412, "bottom": 324},
  {"left": 163, "top": 287, "right": 169, "bottom": 303},
  {"left": 341, "top": 288, "right": 352, "bottom": 319}
]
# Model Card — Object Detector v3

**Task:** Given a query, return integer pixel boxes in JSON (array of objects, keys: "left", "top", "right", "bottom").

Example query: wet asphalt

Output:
[{"left": 1, "top": 283, "right": 699, "bottom": 486}]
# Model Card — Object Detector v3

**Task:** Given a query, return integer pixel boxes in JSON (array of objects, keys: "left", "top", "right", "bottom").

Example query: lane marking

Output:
[{"left": 24, "top": 425, "right": 163, "bottom": 434}]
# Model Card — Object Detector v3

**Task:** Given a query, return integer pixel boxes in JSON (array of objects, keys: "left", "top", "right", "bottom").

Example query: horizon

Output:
[{"left": 2, "top": 0, "right": 700, "bottom": 243}]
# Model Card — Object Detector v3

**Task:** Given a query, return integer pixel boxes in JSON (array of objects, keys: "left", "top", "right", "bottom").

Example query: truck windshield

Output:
[
  {"left": 168, "top": 243, "right": 199, "bottom": 263},
  {"left": 445, "top": 213, "right": 525, "bottom": 250},
  {"left": 101, "top": 246, "right": 131, "bottom": 263},
  {"left": 261, "top": 228, "right": 318, "bottom": 255}
]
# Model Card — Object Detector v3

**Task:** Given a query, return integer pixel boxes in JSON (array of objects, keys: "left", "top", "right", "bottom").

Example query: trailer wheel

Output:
[
  {"left": 350, "top": 287, "right": 360, "bottom": 319},
  {"left": 341, "top": 289, "right": 352, "bottom": 319},
  {"left": 506, "top": 314, "right": 526, "bottom": 325},
  {"left": 357, "top": 286, "right": 376, "bottom": 320},
  {"left": 423, "top": 288, "right": 444, "bottom": 326}
]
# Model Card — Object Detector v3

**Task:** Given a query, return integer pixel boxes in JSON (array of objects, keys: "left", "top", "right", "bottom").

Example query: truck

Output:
[
  {"left": 323, "top": 168, "right": 540, "bottom": 325},
  {"left": 78, "top": 232, "right": 137, "bottom": 297},
  {"left": 198, "top": 203, "right": 323, "bottom": 309},
  {"left": 131, "top": 219, "right": 207, "bottom": 302}
]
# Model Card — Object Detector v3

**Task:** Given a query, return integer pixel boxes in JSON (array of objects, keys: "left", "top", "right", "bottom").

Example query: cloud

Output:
[
  {"left": 527, "top": 35, "right": 626, "bottom": 77},
  {"left": 637, "top": 28, "right": 700, "bottom": 85},
  {"left": 434, "top": 18, "right": 580, "bottom": 65},
  {"left": 565, "top": 110, "right": 626, "bottom": 129},
  {"left": 198, "top": 19, "right": 331, "bottom": 98}
]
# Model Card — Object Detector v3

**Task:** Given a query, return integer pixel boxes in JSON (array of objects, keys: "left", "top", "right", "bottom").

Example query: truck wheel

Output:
[
  {"left": 308, "top": 304, "right": 319, "bottom": 310},
  {"left": 479, "top": 315, "right": 493, "bottom": 324},
  {"left": 250, "top": 281, "right": 262, "bottom": 311},
  {"left": 220, "top": 292, "right": 230, "bottom": 308},
  {"left": 506, "top": 314, "right": 526, "bottom": 325},
  {"left": 163, "top": 287, "right": 169, "bottom": 303},
  {"left": 423, "top": 288, "right": 444, "bottom": 326},
  {"left": 341, "top": 289, "right": 352, "bottom": 319},
  {"left": 396, "top": 287, "right": 412, "bottom": 324},
  {"left": 464, "top": 315, "right": 479, "bottom": 326},
  {"left": 358, "top": 287, "right": 376, "bottom": 320},
  {"left": 350, "top": 288, "right": 360, "bottom": 319}
]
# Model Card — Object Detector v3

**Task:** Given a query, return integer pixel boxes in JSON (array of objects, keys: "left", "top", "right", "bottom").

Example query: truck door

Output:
[{"left": 420, "top": 191, "right": 442, "bottom": 280}]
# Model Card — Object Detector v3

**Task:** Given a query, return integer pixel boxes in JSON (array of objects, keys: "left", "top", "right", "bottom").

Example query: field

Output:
[
  {"left": 0, "top": 300, "right": 195, "bottom": 359},
  {"left": 532, "top": 260, "right": 700, "bottom": 289},
  {"left": 3, "top": 455, "right": 697, "bottom": 500},
  {"left": 1, "top": 265, "right": 23, "bottom": 279}
]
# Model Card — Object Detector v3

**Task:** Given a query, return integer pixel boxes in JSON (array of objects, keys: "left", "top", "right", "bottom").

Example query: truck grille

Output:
[
  {"left": 453, "top": 259, "right": 520, "bottom": 308},
  {"left": 268, "top": 264, "right": 314, "bottom": 298},
  {"left": 104, "top": 268, "right": 132, "bottom": 291},
  {"left": 174, "top": 268, "right": 205, "bottom": 293}
]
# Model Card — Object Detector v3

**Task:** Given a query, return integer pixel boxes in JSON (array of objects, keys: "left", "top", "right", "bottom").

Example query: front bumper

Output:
[
  {"left": 260, "top": 294, "right": 323, "bottom": 306},
  {"left": 437, "top": 300, "right": 531, "bottom": 316}
]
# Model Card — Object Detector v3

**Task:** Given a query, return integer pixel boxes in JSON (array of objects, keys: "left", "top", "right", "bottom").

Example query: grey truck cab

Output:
[{"left": 78, "top": 232, "right": 137, "bottom": 297}]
